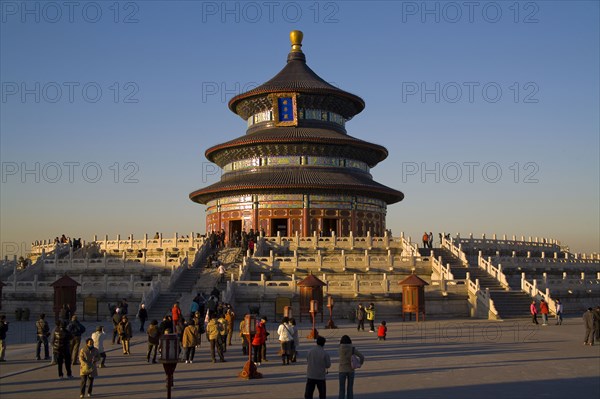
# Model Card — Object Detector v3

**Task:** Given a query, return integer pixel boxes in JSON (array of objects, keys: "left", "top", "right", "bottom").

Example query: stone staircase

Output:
[
  {"left": 147, "top": 248, "right": 215, "bottom": 320},
  {"left": 434, "top": 248, "right": 532, "bottom": 319}
]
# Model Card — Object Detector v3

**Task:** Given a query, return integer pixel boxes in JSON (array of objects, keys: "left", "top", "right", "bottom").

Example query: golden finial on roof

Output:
[{"left": 290, "top": 30, "right": 303, "bottom": 53}]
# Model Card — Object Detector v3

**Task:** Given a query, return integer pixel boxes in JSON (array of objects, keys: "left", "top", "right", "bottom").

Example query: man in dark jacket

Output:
[
  {"left": 146, "top": 320, "right": 160, "bottom": 363},
  {"left": 52, "top": 321, "right": 73, "bottom": 378},
  {"left": 67, "top": 315, "right": 86, "bottom": 365},
  {"left": 112, "top": 309, "right": 121, "bottom": 344},
  {"left": 36, "top": 313, "right": 50, "bottom": 360}
]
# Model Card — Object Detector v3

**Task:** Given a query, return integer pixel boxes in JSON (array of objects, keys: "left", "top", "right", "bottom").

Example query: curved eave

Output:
[
  {"left": 189, "top": 183, "right": 404, "bottom": 206},
  {"left": 204, "top": 136, "right": 389, "bottom": 168}
]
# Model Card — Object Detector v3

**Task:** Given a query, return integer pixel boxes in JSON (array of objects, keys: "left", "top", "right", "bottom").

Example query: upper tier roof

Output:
[
  {"left": 205, "top": 127, "right": 388, "bottom": 168},
  {"left": 228, "top": 31, "right": 365, "bottom": 120}
]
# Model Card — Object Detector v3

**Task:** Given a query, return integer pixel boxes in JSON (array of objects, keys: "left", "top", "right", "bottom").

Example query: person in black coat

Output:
[
  {"left": 52, "top": 321, "right": 73, "bottom": 378},
  {"left": 138, "top": 304, "right": 148, "bottom": 332}
]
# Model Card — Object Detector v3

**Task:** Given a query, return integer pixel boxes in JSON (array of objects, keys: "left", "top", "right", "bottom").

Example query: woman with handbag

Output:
[{"left": 338, "top": 335, "right": 364, "bottom": 399}]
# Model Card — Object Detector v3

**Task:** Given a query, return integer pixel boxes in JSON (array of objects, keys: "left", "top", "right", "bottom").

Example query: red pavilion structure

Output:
[{"left": 190, "top": 31, "right": 403, "bottom": 240}]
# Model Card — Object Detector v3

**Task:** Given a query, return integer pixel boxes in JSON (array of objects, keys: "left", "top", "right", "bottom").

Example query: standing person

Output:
[
  {"left": 216, "top": 313, "right": 228, "bottom": 353},
  {"left": 91, "top": 326, "right": 107, "bottom": 368},
  {"left": 225, "top": 307, "right": 235, "bottom": 347},
  {"left": 182, "top": 321, "right": 198, "bottom": 363},
  {"left": 206, "top": 313, "right": 225, "bottom": 363},
  {"left": 290, "top": 318, "right": 299, "bottom": 363},
  {"left": 190, "top": 298, "right": 200, "bottom": 321},
  {"left": 67, "top": 315, "right": 86, "bottom": 365},
  {"left": 36, "top": 313, "right": 51, "bottom": 360},
  {"left": 428, "top": 232, "right": 433, "bottom": 249},
  {"left": 530, "top": 300, "right": 539, "bottom": 325},
  {"left": 304, "top": 336, "right": 331, "bottom": 399},
  {"left": 252, "top": 316, "right": 267, "bottom": 366},
  {"left": 172, "top": 302, "right": 182, "bottom": 327},
  {"left": 338, "top": 335, "right": 364, "bottom": 399},
  {"left": 583, "top": 307, "right": 595, "bottom": 345},
  {"left": 111, "top": 308, "right": 121, "bottom": 345},
  {"left": 146, "top": 320, "right": 160, "bottom": 363},
  {"left": 366, "top": 303, "right": 376, "bottom": 332},
  {"left": 52, "top": 321, "right": 73, "bottom": 379},
  {"left": 377, "top": 321, "right": 387, "bottom": 341},
  {"left": 117, "top": 315, "right": 132, "bottom": 355},
  {"left": 356, "top": 304, "right": 366, "bottom": 332},
  {"left": 0, "top": 315, "right": 8, "bottom": 362},
  {"left": 248, "top": 238, "right": 255, "bottom": 255},
  {"left": 218, "top": 263, "right": 226, "bottom": 283},
  {"left": 540, "top": 299, "right": 549, "bottom": 326},
  {"left": 138, "top": 304, "right": 148, "bottom": 332},
  {"left": 239, "top": 317, "right": 250, "bottom": 356},
  {"left": 422, "top": 232, "right": 429, "bottom": 249},
  {"left": 175, "top": 318, "right": 186, "bottom": 358},
  {"left": 277, "top": 317, "right": 295, "bottom": 365},
  {"left": 555, "top": 299, "right": 563, "bottom": 325},
  {"left": 79, "top": 338, "right": 99, "bottom": 398}
]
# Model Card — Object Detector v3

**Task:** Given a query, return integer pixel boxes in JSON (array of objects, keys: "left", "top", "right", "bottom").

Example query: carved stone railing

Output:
[{"left": 478, "top": 253, "right": 510, "bottom": 289}]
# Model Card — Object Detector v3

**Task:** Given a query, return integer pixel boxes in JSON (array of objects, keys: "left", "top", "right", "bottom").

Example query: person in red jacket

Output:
[
  {"left": 540, "top": 299, "right": 549, "bottom": 326},
  {"left": 172, "top": 302, "right": 182, "bottom": 326},
  {"left": 252, "top": 316, "right": 267, "bottom": 366},
  {"left": 377, "top": 320, "right": 387, "bottom": 341}
]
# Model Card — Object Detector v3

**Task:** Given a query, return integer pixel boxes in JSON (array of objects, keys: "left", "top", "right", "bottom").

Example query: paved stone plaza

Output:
[{"left": 0, "top": 316, "right": 598, "bottom": 399}]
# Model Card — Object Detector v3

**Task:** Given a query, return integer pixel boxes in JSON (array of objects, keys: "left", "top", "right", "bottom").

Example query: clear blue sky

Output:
[{"left": 1, "top": 1, "right": 598, "bottom": 257}]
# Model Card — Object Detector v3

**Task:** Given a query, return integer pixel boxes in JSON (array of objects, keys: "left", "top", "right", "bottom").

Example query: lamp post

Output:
[
  {"left": 307, "top": 300, "right": 318, "bottom": 339},
  {"left": 238, "top": 314, "right": 262, "bottom": 379},
  {"left": 160, "top": 333, "right": 179, "bottom": 399},
  {"left": 326, "top": 295, "right": 337, "bottom": 329}
]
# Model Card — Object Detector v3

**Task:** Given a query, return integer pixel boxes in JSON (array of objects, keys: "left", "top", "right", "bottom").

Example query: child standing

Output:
[{"left": 377, "top": 320, "right": 387, "bottom": 341}]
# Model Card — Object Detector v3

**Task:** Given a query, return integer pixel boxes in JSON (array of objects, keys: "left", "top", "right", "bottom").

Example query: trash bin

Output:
[
  {"left": 15, "top": 307, "right": 22, "bottom": 321},
  {"left": 22, "top": 307, "right": 30, "bottom": 321}
]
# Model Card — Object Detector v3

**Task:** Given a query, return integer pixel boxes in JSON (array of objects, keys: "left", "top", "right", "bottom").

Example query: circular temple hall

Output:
[{"left": 190, "top": 31, "right": 404, "bottom": 240}]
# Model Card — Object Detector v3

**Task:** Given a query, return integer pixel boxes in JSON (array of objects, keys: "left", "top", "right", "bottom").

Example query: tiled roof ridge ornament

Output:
[
  {"left": 290, "top": 30, "right": 303, "bottom": 53},
  {"left": 287, "top": 30, "right": 306, "bottom": 63}
]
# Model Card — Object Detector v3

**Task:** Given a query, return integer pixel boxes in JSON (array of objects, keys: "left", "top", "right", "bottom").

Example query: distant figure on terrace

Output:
[
  {"left": 154, "top": 232, "right": 160, "bottom": 239},
  {"left": 422, "top": 232, "right": 429, "bottom": 249},
  {"left": 428, "top": 232, "right": 433, "bottom": 248}
]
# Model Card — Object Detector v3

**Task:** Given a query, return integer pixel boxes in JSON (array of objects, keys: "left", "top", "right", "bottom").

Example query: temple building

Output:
[{"left": 189, "top": 31, "right": 403, "bottom": 240}]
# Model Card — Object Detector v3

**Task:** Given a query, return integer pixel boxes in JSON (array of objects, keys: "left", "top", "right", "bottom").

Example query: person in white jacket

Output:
[
  {"left": 91, "top": 326, "right": 107, "bottom": 368},
  {"left": 277, "top": 317, "right": 296, "bottom": 365}
]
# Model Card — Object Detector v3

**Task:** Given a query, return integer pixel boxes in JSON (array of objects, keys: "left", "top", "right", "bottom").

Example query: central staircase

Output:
[{"left": 432, "top": 248, "right": 533, "bottom": 319}]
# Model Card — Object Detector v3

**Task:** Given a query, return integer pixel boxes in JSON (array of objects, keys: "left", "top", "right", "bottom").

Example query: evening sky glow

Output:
[{"left": 1, "top": 1, "right": 598, "bottom": 256}]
